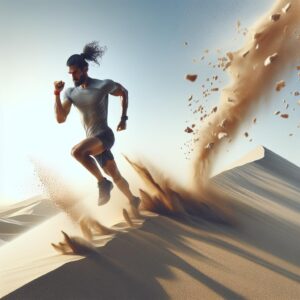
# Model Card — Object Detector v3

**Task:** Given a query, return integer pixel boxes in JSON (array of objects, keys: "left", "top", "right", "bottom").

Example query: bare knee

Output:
[{"left": 71, "top": 146, "right": 89, "bottom": 161}]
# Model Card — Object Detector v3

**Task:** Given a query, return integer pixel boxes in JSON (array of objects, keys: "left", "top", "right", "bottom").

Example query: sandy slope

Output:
[
  {"left": 1, "top": 146, "right": 300, "bottom": 299},
  {"left": 0, "top": 197, "right": 58, "bottom": 244}
]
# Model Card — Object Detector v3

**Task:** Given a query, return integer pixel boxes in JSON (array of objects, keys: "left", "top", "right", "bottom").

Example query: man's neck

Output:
[{"left": 80, "top": 76, "right": 90, "bottom": 88}]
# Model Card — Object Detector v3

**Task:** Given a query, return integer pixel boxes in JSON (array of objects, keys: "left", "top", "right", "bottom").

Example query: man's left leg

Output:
[{"left": 102, "top": 159, "right": 140, "bottom": 208}]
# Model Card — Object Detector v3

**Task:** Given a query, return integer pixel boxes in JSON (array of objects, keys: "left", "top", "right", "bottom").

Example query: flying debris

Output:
[
  {"left": 211, "top": 106, "right": 218, "bottom": 113},
  {"left": 205, "top": 143, "right": 214, "bottom": 150},
  {"left": 253, "top": 118, "right": 257, "bottom": 124},
  {"left": 211, "top": 88, "right": 219, "bottom": 92},
  {"left": 224, "top": 61, "right": 231, "bottom": 70},
  {"left": 226, "top": 52, "right": 234, "bottom": 61},
  {"left": 228, "top": 97, "right": 235, "bottom": 103},
  {"left": 274, "top": 111, "right": 281, "bottom": 115},
  {"left": 282, "top": 3, "right": 291, "bottom": 13},
  {"left": 254, "top": 32, "right": 263, "bottom": 40},
  {"left": 188, "top": 95, "right": 193, "bottom": 101},
  {"left": 219, "top": 119, "right": 228, "bottom": 128},
  {"left": 184, "top": 127, "right": 193, "bottom": 133},
  {"left": 218, "top": 132, "right": 228, "bottom": 140},
  {"left": 185, "top": 74, "right": 198, "bottom": 82},
  {"left": 242, "top": 50, "right": 250, "bottom": 58},
  {"left": 244, "top": 132, "right": 249, "bottom": 138},
  {"left": 280, "top": 114, "right": 289, "bottom": 119},
  {"left": 271, "top": 13, "right": 281, "bottom": 21},
  {"left": 275, "top": 80, "right": 285, "bottom": 91},
  {"left": 264, "top": 53, "right": 278, "bottom": 66}
]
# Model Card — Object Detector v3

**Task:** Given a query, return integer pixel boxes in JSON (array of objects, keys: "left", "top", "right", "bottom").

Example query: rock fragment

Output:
[
  {"left": 271, "top": 13, "right": 281, "bottom": 21},
  {"left": 281, "top": 114, "right": 289, "bottom": 118},
  {"left": 186, "top": 74, "right": 198, "bottom": 82},
  {"left": 219, "top": 119, "right": 228, "bottom": 128},
  {"left": 242, "top": 50, "right": 250, "bottom": 58},
  {"left": 264, "top": 53, "right": 278, "bottom": 66},
  {"left": 184, "top": 127, "right": 193, "bottom": 133},
  {"left": 282, "top": 3, "right": 291, "bottom": 13},
  {"left": 218, "top": 132, "right": 228, "bottom": 140},
  {"left": 205, "top": 143, "right": 214, "bottom": 150},
  {"left": 211, "top": 106, "right": 218, "bottom": 113},
  {"left": 275, "top": 80, "right": 285, "bottom": 91}
]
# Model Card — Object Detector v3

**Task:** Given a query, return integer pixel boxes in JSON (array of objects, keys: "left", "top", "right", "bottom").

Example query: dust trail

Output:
[
  {"left": 124, "top": 156, "right": 234, "bottom": 224},
  {"left": 51, "top": 231, "right": 99, "bottom": 256},
  {"left": 194, "top": 0, "right": 300, "bottom": 185},
  {"left": 32, "top": 159, "right": 86, "bottom": 223},
  {"left": 32, "top": 160, "right": 115, "bottom": 241},
  {"left": 124, "top": 0, "right": 299, "bottom": 222}
]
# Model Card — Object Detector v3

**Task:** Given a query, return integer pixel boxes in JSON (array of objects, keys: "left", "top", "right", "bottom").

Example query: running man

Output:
[{"left": 53, "top": 41, "right": 140, "bottom": 212}]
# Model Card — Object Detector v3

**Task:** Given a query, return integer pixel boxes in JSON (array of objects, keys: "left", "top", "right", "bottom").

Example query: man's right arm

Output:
[{"left": 54, "top": 81, "right": 72, "bottom": 123}]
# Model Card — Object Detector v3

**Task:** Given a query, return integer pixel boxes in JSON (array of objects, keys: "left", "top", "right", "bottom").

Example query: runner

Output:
[{"left": 53, "top": 41, "right": 140, "bottom": 211}]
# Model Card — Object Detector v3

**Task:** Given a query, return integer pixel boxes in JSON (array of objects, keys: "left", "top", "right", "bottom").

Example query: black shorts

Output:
[{"left": 93, "top": 128, "right": 115, "bottom": 168}]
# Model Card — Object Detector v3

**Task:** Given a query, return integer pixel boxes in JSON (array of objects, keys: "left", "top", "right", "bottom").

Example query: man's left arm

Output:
[{"left": 110, "top": 83, "right": 128, "bottom": 131}]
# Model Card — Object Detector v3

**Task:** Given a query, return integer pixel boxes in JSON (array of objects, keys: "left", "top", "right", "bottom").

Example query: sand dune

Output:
[
  {"left": 0, "top": 197, "right": 58, "bottom": 245},
  {"left": 1, "top": 145, "right": 300, "bottom": 299}
]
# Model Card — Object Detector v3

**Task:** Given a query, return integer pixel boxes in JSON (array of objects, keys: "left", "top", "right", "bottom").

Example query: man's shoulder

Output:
[
  {"left": 90, "top": 78, "right": 116, "bottom": 87},
  {"left": 64, "top": 87, "right": 75, "bottom": 100},
  {"left": 89, "top": 78, "right": 119, "bottom": 94},
  {"left": 65, "top": 86, "right": 75, "bottom": 93}
]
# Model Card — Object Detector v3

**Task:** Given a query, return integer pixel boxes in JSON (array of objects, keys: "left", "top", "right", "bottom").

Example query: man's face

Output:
[{"left": 68, "top": 65, "right": 87, "bottom": 87}]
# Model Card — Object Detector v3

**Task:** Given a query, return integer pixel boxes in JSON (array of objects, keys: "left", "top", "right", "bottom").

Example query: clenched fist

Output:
[{"left": 54, "top": 80, "right": 65, "bottom": 92}]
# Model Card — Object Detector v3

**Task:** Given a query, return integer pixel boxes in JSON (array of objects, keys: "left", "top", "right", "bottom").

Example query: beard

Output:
[{"left": 73, "top": 74, "right": 86, "bottom": 87}]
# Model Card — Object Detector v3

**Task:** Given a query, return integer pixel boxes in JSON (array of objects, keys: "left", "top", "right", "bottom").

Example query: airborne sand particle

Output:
[{"left": 192, "top": 0, "right": 300, "bottom": 188}]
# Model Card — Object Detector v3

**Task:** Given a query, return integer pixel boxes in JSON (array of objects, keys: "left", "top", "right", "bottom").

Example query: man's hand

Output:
[
  {"left": 54, "top": 80, "right": 65, "bottom": 92},
  {"left": 117, "top": 120, "right": 127, "bottom": 131}
]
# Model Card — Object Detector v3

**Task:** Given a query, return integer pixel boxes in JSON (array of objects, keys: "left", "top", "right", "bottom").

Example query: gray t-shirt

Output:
[{"left": 63, "top": 78, "right": 118, "bottom": 137}]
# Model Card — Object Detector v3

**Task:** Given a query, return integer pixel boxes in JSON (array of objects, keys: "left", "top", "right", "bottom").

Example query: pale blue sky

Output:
[{"left": 0, "top": 0, "right": 299, "bottom": 204}]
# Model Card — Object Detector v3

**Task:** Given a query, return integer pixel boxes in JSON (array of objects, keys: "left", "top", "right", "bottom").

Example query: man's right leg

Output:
[{"left": 71, "top": 137, "right": 113, "bottom": 205}]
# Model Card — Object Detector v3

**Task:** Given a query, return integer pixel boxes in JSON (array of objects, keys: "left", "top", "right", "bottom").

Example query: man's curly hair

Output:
[{"left": 66, "top": 41, "right": 107, "bottom": 69}]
